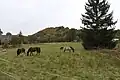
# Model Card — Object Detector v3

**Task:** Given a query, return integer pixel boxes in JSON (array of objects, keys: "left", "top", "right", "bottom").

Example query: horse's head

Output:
[
  {"left": 17, "top": 49, "right": 21, "bottom": 56},
  {"left": 21, "top": 48, "right": 25, "bottom": 53},
  {"left": 60, "top": 47, "right": 64, "bottom": 50},
  {"left": 27, "top": 47, "right": 32, "bottom": 56}
]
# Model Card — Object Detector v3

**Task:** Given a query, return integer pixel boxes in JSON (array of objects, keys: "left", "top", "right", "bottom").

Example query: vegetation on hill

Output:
[{"left": 28, "top": 26, "right": 81, "bottom": 43}]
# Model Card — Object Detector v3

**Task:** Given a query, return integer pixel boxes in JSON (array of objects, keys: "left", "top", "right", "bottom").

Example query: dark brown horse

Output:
[{"left": 27, "top": 47, "right": 41, "bottom": 56}]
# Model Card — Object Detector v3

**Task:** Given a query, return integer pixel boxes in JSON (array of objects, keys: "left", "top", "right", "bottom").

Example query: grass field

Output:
[{"left": 0, "top": 42, "right": 120, "bottom": 80}]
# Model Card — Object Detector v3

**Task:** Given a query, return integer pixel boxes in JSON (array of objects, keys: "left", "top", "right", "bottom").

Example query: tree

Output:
[
  {"left": 1, "top": 32, "right": 12, "bottom": 48},
  {"left": 46, "top": 34, "right": 51, "bottom": 42},
  {"left": 81, "top": 0, "right": 117, "bottom": 50},
  {"left": 18, "top": 31, "right": 22, "bottom": 37},
  {"left": 10, "top": 36, "right": 21, "bottom": 47},
  {"left": 18, "top": 31, "right": 24, "bottom": 45},
  {"left": 6, "top": 32, "right": 12, "bottom": 36},
  {"left": 6, "top": 32, "right": 12, "bottom": 42},
  {"left": 116, "top": 30, "right": 120, "bottom": 39},
  {"left": 28, "top": 35, "right": 37, "bottom": 44},
  {"left": 65, "top": 28, "right": 76, "bottom": 42},
  {"left": 0, "top": 29, "right": 3, "bottom": 35},
  {"left": 0, "top": 29, "right": 3, "bottom": 45}
]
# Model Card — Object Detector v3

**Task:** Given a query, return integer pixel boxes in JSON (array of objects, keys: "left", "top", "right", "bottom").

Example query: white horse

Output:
[{"left": 60, "top": 46, "right": 74, "bottom": 52}]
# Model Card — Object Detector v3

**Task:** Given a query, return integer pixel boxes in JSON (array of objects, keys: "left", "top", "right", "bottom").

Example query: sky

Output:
[{"left": 0, "top": 0, "right": 119, "bottom": 36}]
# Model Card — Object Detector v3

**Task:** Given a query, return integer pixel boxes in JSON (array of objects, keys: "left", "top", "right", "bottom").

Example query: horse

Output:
[
  {"left": 60, "top": 46, "right": 74, "bottom": 52},
  {"left": 17, "top": 48, "right": 25, "bottom": 56},
  {"left": 27, "top": 47, "right": 41, "bottom": 56}
]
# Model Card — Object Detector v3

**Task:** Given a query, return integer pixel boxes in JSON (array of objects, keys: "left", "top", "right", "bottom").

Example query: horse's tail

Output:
[{"left": 60, "top": 47, "right": 64, "bottom": 50}]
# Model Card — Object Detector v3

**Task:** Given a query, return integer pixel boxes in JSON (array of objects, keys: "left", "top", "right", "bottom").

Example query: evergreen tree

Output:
[
  {"left": 0, "top": 29, "right": 3, "bottom": 45},
  {"left": 81, "top": 0, "right": 117, "bottom": 49},
  {"left": 0, "top": 29, "right": 3, "bottom": 35}
]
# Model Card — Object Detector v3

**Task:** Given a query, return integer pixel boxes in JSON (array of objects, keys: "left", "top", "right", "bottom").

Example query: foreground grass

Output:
[{"left": 0, "top": 42, "right": 120, "bottom": 80}]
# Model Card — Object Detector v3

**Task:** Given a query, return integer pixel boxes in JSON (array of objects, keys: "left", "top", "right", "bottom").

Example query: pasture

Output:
[{"left": 0, "top": 42, "right": 120, "bottom": 80}]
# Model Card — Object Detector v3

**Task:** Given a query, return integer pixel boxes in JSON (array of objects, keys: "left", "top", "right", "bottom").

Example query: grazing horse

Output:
[
  {"left": 27, "top": 47, "right": 41, "bottom": 56},
  {"left": 60, "top": 46, "right": 74, "bottom": 52},
  {"left": 17, "top": 48, "right": 25, "bottom": 56}
]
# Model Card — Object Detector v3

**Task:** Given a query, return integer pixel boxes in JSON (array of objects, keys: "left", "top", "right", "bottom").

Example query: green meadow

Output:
[{"left": 0, "top": 42, "right": 120, "bottom": 80}]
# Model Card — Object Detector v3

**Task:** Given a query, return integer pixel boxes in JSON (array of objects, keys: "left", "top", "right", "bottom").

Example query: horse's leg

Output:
[
  {"left": 24, "top": 52, "right": 26, "bottom": 56},
  {"left": 69, "top": 49, "right": 71, "bottom": 53},
  {"left": 30, "top": 52, "right": 32, "bottom": 56},
  {"left": 37, "top": 51, "right": 40, "bottom": 55},
  {"left": 17, "top": 52, "right": 19, "bottom": 56},
  {"left": 72, "top": 49, "right": 74, "bottom": 52},
  {"left": 31, "top": 52, "right": 33, "bottom": 56},
  {"left": 17, "top": 53, "right": 19, "bottom": 56},
  {"left": 32, "top": 52, "right": 34, "bottom": 56},
  {"left": 29, "top": 52, "right": 30, "bottom": 56},
  {"left": 64, "top": 49, "right": 66, "bottom": 52},
  {"left": 36, "top": 52, "right": 38, "bottom": 55},
  {"left": 27, "top": 52, "right": 29, "bottom": 56},
  {"left": 37, "top": 52, "right": 40, "bottom": 55}
]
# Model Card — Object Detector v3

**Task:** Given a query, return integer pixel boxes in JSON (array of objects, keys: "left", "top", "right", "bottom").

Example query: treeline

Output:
[
  {"left": 1, "top": 26, "right": 120, "bottom": 48},
  {"left": 0, "top": 29, "right": 25, "bottom": 48},
  {"left": 0, "top": 26, "right": 82, "bottom": 48}
]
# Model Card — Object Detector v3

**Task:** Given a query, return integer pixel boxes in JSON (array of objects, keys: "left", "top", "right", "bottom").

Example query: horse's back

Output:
[
  {"left": 27, "top": 47, "right": 41, "bottom": 56},
  {"left": 62, "top": 46, "right": 75, "bottom": 52},
  {"left": 27, "top": 47, "right": 32, "bottom": 53}
]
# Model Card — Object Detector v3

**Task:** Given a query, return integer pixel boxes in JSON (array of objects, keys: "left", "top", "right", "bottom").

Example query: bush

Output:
[{"left": 10, "top": 36, "right": 21, "bottom": 47}]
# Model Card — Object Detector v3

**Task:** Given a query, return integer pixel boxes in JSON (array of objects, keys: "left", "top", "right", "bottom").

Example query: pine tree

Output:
[
  {"left": 81, "top": 0, "right": 117, "bottom": 50},
  {"left": 0, "top": 29, "right": 3, "bottom": 35}
]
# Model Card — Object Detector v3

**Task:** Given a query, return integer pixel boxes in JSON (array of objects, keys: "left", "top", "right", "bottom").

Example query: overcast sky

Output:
[{"left": 0, "top": 0, "right": 119, "bottom": 35}]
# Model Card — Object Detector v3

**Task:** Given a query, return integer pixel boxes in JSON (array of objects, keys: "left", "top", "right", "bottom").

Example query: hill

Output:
[{"left": 28, "top": 26, "right": 81, "bottom": 43}]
